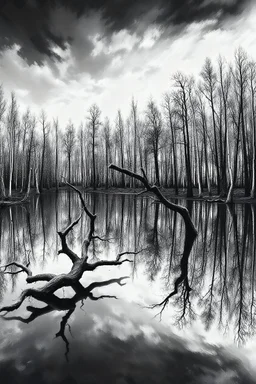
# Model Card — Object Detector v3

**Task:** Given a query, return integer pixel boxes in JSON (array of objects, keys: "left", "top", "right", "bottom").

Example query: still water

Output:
[{"left": 0, "top": 191, "right": 256, "bottom": 383}]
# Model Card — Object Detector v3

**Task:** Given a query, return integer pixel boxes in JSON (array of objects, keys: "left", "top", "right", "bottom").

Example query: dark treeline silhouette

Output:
[
  {"left": 1, "top": 48, "right": 256, "bottom": 201},
  {"left": 1, "top": 192, "right": 256, "bottom": 343}
]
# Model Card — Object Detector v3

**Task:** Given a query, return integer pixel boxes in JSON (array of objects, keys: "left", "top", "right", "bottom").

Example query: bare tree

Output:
[
  {"left": 63, "top": 121, "right": 76, "bottom": 184},
  {"left": 103, "top": 118, "right": 112, "bottom": 189},
  {"left": 232, "top": 48, "right": 250, "bottom": 196},
  {"left": 39, "top": 110, "right": 49, "bottom": 193},
  {"left": 0, "top": 85, "right": 6, "bottom": 198},
  {"left": 173, "top": 73, "right": 194, "bottom": 197},
  {"left": 87, "top": 104, "right": 101, "bottom": 190},
  {"left": 248, "top": 61, "right": 256, "bottom": 198},
  {"left": 53, "top": 118, "right": 59, "bottom": 190},
  {"left": 145, "top": 99, "right": 162, "bottom": 186},
  {"left": 197, "top": 94, "right": 212, "bottom": 195},
  {"left": 115, "top": 110, "right": 126, "bottom": 187},
  {"left": 7, "top": 92, "right": 19, "bottom": 198},
  {"left": 200, "top": 58, "right": 221, "bottom": 194},
  {"left": 131, "top": 98, "right": 138, "bottom": 187},
  {"left": 218, "top": 56, "right": 231, "bottom": 197},
  {"left": 163, "top": 93, "right": 179, "bottom": 194}
]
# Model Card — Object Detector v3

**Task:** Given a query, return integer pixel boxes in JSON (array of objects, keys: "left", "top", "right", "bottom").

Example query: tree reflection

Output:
[
  {"left": 1, "top": 191, "right": 256, "bottom": 348},
  {"left": 0, "top": 185, "right": 141, "bottom": 360}
]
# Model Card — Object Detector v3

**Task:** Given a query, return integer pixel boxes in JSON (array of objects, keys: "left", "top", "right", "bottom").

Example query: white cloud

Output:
[
  {"left": 109, "top": 29, "right": 140, "bottom": 53},
  {"left": 91, "top": 29, "right": 140, "bottom": 57},
  {"left": 139, "top": 26, "right": 162, "bottom": 49},
  {"left": 0, "top": 2, "right": 256, "bottom": 129}
]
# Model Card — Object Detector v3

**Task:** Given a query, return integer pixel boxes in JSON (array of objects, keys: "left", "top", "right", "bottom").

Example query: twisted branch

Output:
[{"left": 109, "top": 164, "right": 197, "bottom": 317}]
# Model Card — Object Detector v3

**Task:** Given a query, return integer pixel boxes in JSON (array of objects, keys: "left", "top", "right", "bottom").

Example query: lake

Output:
[{"left": 0, "top": 191, "right": 256, "bottom": 383}]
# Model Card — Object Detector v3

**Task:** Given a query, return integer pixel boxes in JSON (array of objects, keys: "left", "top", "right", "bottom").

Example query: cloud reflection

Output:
[{"left": 0, "top": 298, "right": 254, "bottom": 384}]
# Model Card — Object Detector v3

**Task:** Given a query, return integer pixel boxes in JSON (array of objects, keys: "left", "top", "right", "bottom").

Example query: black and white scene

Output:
[{"left": 1, "top": 0, "right": 256, "bottom": 383}]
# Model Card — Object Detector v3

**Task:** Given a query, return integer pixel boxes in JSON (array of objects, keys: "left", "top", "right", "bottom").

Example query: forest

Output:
[
  {"left": 1, "top": 46, "right": 256, "bottom": 380},
  {"left": 0, "top": 47, "right": 256, "bottom": 203}
]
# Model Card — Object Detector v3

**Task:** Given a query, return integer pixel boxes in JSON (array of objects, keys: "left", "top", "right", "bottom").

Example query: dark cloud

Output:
[{"left": 0, "top": 0, "right": 252, "bottom": 65}]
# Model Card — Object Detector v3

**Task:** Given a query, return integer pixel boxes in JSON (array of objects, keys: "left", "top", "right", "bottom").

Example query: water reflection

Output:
[{"left": 0, "top": 192, "right": 256, "bottom": 382}]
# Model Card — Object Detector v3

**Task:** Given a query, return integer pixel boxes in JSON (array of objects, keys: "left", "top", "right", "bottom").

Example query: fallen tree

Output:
[
  {"left": 0, "top": 166, "right": 198, "bottom": 356},
  {"left": 109, "top": 165, "right": 197, "bottom": 236},
  {"left": 0, "top": 179, "right": 142, "bottom": 359},
  {"left": 109, "top": 165, "right": 198, "bottom": 318}
]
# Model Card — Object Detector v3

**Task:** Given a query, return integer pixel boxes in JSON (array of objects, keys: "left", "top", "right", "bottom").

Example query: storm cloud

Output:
[{"left": 0, "top": 0, "right": 252, "bottom": 65}]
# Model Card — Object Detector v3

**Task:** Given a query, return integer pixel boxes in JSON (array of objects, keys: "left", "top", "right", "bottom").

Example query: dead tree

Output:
[
  {"left": 1, "top": 164, "right": 198, "bottom": 357},
  {"left": 0, "top": 179, "right": 141, "bottom": 358},
  {"left": 63, "top": 122, "right": 76, "bottom": 184},
  {"left": 39, "top": 110, "right": 49, "bottom": 193},
  {"left": 87, "top": 104, "right": 101, "bottom": 190},
  {"left": 109, "top": 164, "right": 198, "bottom": 318}
]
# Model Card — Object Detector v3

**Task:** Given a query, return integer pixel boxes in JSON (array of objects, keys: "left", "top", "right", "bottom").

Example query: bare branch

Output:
[
  {"left": 62, "top": 211, "right": 83, "bottom": 237},
  {"left": 26, "top": 273, "right": 56, "bottom": 283},
  {"left": 0, "top": 261, "right": 32, "bottom": 277},
  {"left": 57, "top": 211, "right": 83, "bottom": 263},
  {"left": 109, "top": 164, "right": 150, "bottom": 188},
  {"left": 55, "top": 308, "right": 75, "bottom": 361},
  {"left": 64, "top": 179, "right": 96, "bottom": 220},
  {"left": 57, "top": 239, "right": 80, "bottom": 263},
  {"left": 116, "top": 249, "right": 145, "bottom": 262},
  {"left": 85, "top": 276, "right": 129, "bottom": 292},
  {"left": 88, "top": 293, "right": 118, "bottom": 301},
  {"left": 141, "top": 167, "right": 148, "bottom": 182},
  {"left": 136, "top": 189, "right": 148, "bottom": 197},
  {"left": 88, "top": 259, "right": 133, "bottom": 271},
  {"left": 92, "top": 235, "right": 114, "bottom": 243},
  {"left": 109, "top": 164, "right": 197, "bottom": 236}
]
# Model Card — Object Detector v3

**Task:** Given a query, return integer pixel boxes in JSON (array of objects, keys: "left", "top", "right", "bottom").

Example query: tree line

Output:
[{"left": 1, "top": 47, "right": 256, "bottom": 201}]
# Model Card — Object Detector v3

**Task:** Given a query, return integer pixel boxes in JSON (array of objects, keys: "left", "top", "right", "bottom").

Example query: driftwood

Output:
[
  {"left": 109, "top": 165, "right": 198, "bottom": 318},
  {"left": 0, "top": 179, "right": 142, "bottom": 359}
]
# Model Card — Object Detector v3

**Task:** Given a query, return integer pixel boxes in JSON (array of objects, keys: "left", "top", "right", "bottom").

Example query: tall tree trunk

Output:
[
  {"left": 92, "top": 126, "right": 96, "bottom": 190},
  {"left": 25, "top": 168, "right": 32, "bottom": 199},
  {"left": 8, "top": 143, "right": 13, "bottom": 198},
  {"left": 55, "top": 120, "right": 59, "bottom": 191},
  {"left": 0, "top": 141, "right": 5, "bottom": 198},
  {"left": 40, "top": 135, "right": 46, "bottom": 193}
]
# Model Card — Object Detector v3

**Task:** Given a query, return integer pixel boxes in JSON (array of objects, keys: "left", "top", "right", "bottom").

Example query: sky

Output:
[{"left": 0, "top": 0, "right": 255, "bottom": 128}]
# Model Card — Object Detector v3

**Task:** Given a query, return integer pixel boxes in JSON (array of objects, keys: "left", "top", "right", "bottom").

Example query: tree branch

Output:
[
  {"left": 0, "top": 261, "right": 32, "bottom": 277},
  {"left": 87, "top": 259, "right": 133, "bottom": 271},
  {"left": 109, "top": 164, "right": 197, "bottom": 236},
  {"left": 88, "top": 292, "right": 118, "bottom": 301},
  {"left": 116, "top": 249, "right": 145, "bottom": 261},
  {"left": 57, "top": 212, "right": 82, "bottom": 263},
  {"left": 85, "top": 276, "right": 129, "bottom": 292},
  {"left": 64, "top": 179, "right": 96, "bottom": 220},
  {"left": 55, "top": 308, "right": 75, "bottom": 362}
]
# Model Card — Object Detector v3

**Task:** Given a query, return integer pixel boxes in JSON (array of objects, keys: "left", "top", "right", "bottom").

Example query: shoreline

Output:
[{"left": 2, "top": 186, "right": 255, "bottom": 205}]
